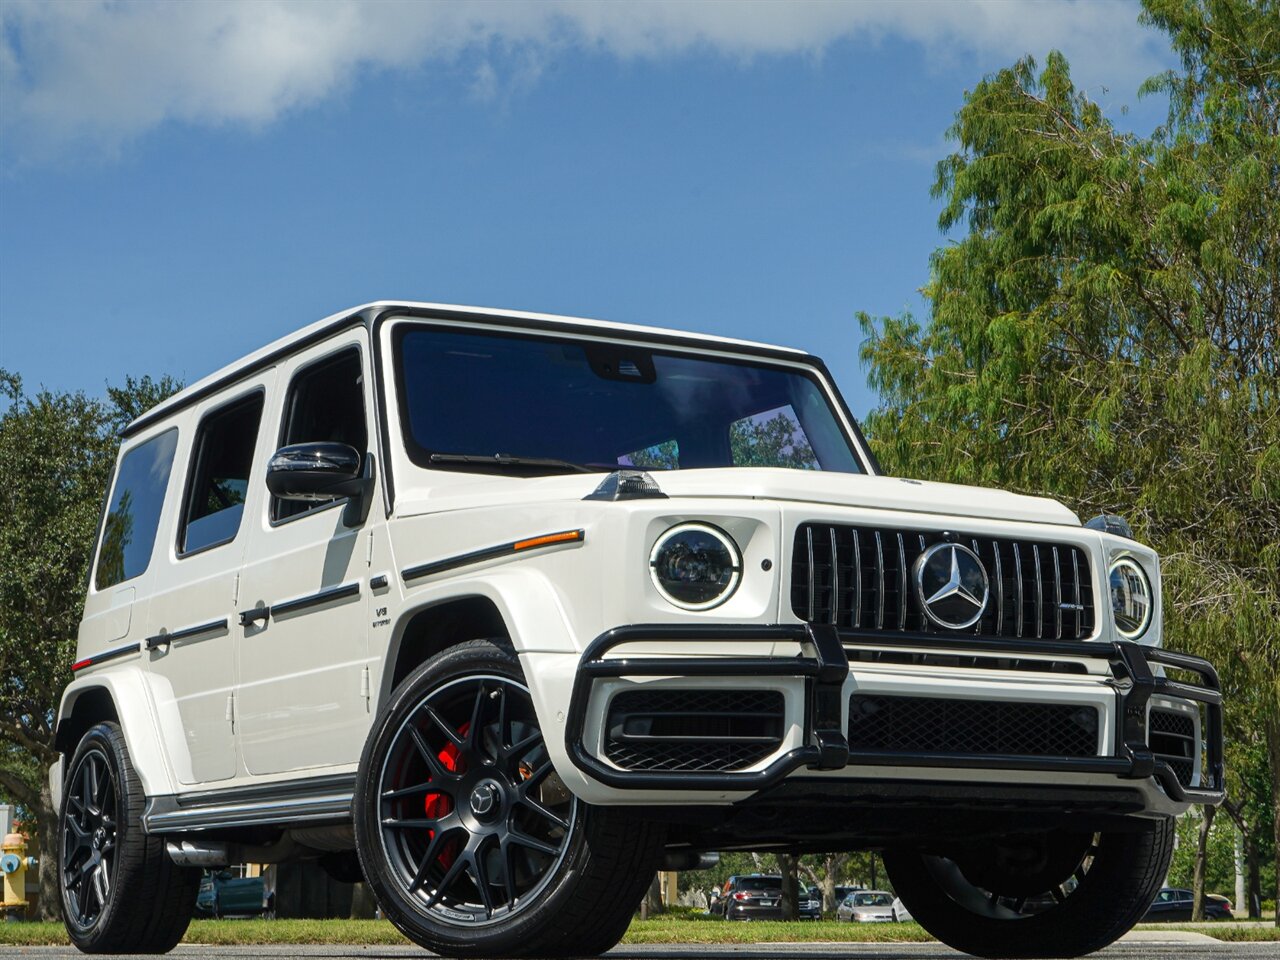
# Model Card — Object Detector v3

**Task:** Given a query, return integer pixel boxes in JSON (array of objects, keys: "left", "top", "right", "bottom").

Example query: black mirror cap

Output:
[{"left": 266, "top": 442, "right": 363, "bottom": 501}]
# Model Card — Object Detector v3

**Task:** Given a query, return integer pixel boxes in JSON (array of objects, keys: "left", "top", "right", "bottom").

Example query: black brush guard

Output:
[{"left": 564, "top": 623, "right": 1224, "bottom": 805}]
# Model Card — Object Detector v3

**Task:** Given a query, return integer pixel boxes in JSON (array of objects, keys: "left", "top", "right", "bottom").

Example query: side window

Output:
[
  {"left": 95, "top": 428, "right": 179, "bottom": 589},
  {"left": 180, "top": 393, "right": 265, "bottom": 555},
  {"left": 273, "top": 347, "right": 367, "bottom": 521}
]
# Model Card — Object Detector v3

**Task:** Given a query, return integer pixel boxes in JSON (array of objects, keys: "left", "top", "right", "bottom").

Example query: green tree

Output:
[
  {"left": 857, "top": 0, "right": 1278, "bottom": 921},
  {"left": 0, "top": 371, "right": 179, "bottom": 919}
]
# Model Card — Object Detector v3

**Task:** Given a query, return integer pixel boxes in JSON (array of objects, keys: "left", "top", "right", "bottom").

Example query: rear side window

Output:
[
  {"left": 273, "top": 348, "right": 367, "bottom": 521},
  {"left": 180, "top": 394, "right": 265, "bottom": 555},
  {"left": 95, "top": 428, "right": 179, "bottom": 589}
]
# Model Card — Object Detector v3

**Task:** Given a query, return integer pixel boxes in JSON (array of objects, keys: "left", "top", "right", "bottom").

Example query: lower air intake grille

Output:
[
  {"left": 848, "top": 695, "right": 1099, "bottom": 758},
  {"left": 604, "top": 689, "right": 785, "bottom": 773},
  {"left": 1150, "top": 709, "right": 1196, "bottom": 788}
]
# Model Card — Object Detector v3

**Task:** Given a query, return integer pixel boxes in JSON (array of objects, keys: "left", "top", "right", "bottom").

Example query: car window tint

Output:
[
  {"left": 273, "top": 348, "right": 366, "bottom": 521},
  {"left": 181, "top": 394, "right": 264, "bottom": 554},
  {"left": 95, "top": 428, "right": 179, "bottom": 589}
]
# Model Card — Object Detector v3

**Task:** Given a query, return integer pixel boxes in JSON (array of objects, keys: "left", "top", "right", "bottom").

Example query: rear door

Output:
[{"left": 144, "top": 381, "right": 271, "bottom": 783}]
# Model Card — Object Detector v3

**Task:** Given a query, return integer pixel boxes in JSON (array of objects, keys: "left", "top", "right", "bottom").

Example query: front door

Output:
[{"left": 235, "top": 339, "right": 377, "bottom": 776}]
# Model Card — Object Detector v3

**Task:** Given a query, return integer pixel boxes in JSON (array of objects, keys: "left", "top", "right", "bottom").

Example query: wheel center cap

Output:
[{"left": 469, "top": 780, "right": 501, "bottom": 819}]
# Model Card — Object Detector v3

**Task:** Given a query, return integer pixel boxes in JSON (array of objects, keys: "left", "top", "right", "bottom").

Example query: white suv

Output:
[{"left": 54, "top": 302, "right": 1222, "bottom": 957}]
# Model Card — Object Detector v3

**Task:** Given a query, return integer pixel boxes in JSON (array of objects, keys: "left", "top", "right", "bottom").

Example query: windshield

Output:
[
  {"left": 394, "top": 325, "right": 864, "bottom": 474},
  {"left": 736, "top": 877, "right": 780, "bottom": 891},
  {"left": 854, "top": 893, "right": 893, "bottom": 906}
]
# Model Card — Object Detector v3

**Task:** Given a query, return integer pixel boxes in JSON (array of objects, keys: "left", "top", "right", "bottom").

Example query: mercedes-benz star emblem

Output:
[{"left": 914, "top": 542, "right": 990, "bottom": 630}]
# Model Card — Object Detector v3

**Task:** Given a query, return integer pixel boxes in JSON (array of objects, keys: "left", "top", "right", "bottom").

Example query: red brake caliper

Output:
[{"left": 423, "top": 722, "right": 469, "bottom": 870}]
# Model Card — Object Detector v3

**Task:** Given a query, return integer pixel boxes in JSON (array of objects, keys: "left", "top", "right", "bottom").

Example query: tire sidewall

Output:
[{"left": 354, "top": 640, "right": 596, "bottom": 954}]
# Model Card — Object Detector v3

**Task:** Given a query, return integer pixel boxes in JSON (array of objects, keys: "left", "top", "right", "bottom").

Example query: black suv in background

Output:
[{"left": 713, "top": 876, "right": 784, "bottom": 920}]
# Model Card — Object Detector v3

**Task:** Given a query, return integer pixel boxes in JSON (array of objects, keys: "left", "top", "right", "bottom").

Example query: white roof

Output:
[{"left": 131, "top": 300, "right": 812, "bottom": 431}]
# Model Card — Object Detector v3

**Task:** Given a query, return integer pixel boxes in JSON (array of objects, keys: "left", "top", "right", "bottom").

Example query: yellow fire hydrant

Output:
[{"left": 1, "top": 832, "right": 36, "bottom": 913}]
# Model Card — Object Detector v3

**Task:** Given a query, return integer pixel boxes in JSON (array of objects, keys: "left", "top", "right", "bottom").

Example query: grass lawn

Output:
[{"left": 0, "top": 916, "right": 1276, "bottom": 947}]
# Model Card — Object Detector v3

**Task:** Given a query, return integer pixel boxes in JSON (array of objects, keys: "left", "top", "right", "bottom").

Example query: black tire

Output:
[
  {"left": 354, "top": 639, "right": 665, "bottom": 958},
  {"left": 883, "top": 817, "right": 1175, "bottom": 958},
  {"left": 59, "top": 721, "right": 200, "bottom": 953}
]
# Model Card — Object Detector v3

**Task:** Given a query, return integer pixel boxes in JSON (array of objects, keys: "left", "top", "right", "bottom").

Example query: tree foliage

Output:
[
  {"left": 0, "top": 370, "right": 180, "bottom": 917},
  {"left": 857, "top": 0, "right": 1278, "bottom": 917}
]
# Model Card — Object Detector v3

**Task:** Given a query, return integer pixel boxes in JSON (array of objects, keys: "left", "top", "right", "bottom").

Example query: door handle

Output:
[{"left": 239, "top": 607, "right": 270, "bottom": 628}]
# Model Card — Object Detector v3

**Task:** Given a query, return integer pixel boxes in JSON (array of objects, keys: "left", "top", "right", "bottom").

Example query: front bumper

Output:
[{"left": 564, "top": 623, "right": 1224, "bottom": 806}]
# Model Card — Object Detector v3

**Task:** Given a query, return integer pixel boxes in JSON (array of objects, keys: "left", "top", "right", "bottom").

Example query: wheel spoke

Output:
[
  {"left": 496, "top": 685, "right": 509, "bottom": 752},
  {"left": 466, "top": 682, "right": 487, "bottom": 752},
  {"left": 422, "top": 853, "right": 468, "bottom": 910},
  {"left": 498, "top": 837, "right": 518, "bottom": 907},
  {"left": 507, "top": 729, "right": 542, "bottom": 759},
  {"left": 407, "top": 830, "right": 451, "bottom": 893},
  {"left": 469, "top": 845, "right": 496, "bottom": 919},
  {"left": 381, "top": 781, "right": 437, "bottom": 801},
  {"left": 517, "top": 759, "right": 554, "bottom": 793},
  {"left": 407, "top": 725, "right": 459, "bottom": 781},
  {"left": 518, "top": 794, "right": 569, "bottom": 830},
  {"left": 1051, "top": 886, "right": 1067, "bottom": 903},
  {"left": 507, "top": 828, "right": 558, "bottom": 857},
  {"left": 422, "top": 705, "right": 466, "bottom": 748}
]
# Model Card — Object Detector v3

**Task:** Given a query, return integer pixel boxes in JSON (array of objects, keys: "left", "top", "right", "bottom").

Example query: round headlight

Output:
[
  {"left": 649, "top": 523, "right": 741, "bottom": 610},
  {"left": 1109, "top": 558, "right": 1153, "bottom": 638}
]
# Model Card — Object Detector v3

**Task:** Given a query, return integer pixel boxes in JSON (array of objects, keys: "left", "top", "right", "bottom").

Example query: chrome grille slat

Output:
[
  {"left": 874, "top": 531, "right": 885, "bottom": 630},
  {"left": 1053, "top": 546, "right": 1063, "bottom": 640},
  {"left": 806, "top": 526, "right": 816, "bottom": 623},
  {"left": 993, "top": 540, "right": 1004, "bottom": 635},
  {"left": 1033, "top": 544, "right": 1043, "bottom": 639},
  {"left": 852, "top": 529, "right": 862, "bottom": 628},
  {"left": 1013, "top": 543, "right": 1024, "bottom": 638},
  {"left": 897, "top": 533, "right": 908, "bottom": 631},
  {"left": 1072, "top": 551, "right": 1082, "bottom": 639},
  {"left": 791, "top": 523, "right": 1094, "bottom": 641},
  {"left": 829, "top": 527, "right": 840, "bottom": 625}
]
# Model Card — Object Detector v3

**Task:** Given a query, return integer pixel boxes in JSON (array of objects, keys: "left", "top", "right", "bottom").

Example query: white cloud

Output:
[{"left": 0, "top": 0, "right": 1169, "bottom": 161}]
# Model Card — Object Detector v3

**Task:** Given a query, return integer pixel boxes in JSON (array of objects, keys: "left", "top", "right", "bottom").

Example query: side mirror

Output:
[{"left": 266, "top": 442, "right": 376, "bottom": 527}]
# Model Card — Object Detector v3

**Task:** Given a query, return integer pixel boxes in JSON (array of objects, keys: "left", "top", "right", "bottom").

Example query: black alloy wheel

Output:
[
  {"left": 355, "top": 639, "right": 665, "bottom": 958},
  {"left": 884, "top": 818, "right": 1175, "bottom": 958},
  {"left": 375, "top": 672, "right": 577, "bottom": 925},
  {"left": 58, "top": 721, "right": 199, "bottom": 953},
  {"left": 62, "top": 747, "right": 118, "bottom": 929}
]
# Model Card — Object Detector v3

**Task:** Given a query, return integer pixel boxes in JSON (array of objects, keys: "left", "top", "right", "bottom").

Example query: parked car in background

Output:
[
  {"left": 800, "top": 886, "right": 822, "bottom": 920},
  {"left": 194, "top": 869, "right": 273, "bottom": 919},
  {"left": 1143, "top": 888, "right": 1233, "bottom": 921},
  {"left": 837, "top": 890, "right": 896, "bottom": 922},
  {"left": 891, "top": 896, "right": 912, "bottom": 922},
  {"left": 716, "top": 875, "right": 785, "bottom": 920}
]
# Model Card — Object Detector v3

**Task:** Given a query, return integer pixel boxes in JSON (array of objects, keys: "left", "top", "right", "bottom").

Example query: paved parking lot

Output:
[{"left": 3, "top": 939, "right": 1277, "bottom": 960}]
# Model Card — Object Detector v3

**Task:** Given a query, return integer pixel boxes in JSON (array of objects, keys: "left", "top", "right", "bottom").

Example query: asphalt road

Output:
[{"left": 3, "top": 940, "right": 1277, "bottom": 960}]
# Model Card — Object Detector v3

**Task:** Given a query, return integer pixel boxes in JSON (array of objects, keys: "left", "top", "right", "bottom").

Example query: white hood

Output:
[{"left": 394, "top": 466, "right": 1079, "bottom": 527}]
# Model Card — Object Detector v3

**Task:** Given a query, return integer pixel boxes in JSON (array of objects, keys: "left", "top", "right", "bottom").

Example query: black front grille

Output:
[
  {"left": 791, "top": 523, "right": 1096, "bottom": 641},
  {"left": 1150, "top": 709, "right": 1197, "bottom": 787},
  {"left": 848, "top": 694, "right": 1100, "bottom": 758},
  {"left": 604, "top": 689, "right": 785, "bottom": 773}
]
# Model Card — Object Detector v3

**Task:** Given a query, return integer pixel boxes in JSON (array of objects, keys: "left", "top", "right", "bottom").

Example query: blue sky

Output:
[{"left": 0, "top": 1, "right": 1175, "bottom": 418}]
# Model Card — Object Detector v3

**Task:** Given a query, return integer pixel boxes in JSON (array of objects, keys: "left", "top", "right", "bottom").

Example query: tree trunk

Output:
[
  {"left": 1247, "top": 819, "right": 1261, "bottom": 919},
  {"left": 1267, "top": 712, "right": 1280, "bottom": 925},
  {"left": 1192, "top": 804, "right": 1215, "bottom": 922},
  {"left": 37, "top": 780, "right": 60, "bottom": 921},
  {"left": 777, "top": 854, "right": 799, "bottom": 921},
  {"left": 348, "top": 882, "right": 377, "bottom": 919},
  {"left": 1234, "top": 825, "right": 1245, "bottom": 919},
  {"left": 639, "top": 873, "right": 663, "bottom": 919}
]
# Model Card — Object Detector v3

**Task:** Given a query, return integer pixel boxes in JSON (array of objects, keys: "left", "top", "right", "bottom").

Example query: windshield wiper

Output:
[{"left": 428, "top": 452, "right": 599, "bottom": 474}]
